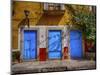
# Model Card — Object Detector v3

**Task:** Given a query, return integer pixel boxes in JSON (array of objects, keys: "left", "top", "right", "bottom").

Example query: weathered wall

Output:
[
  {"left": 12, "top": 1, "right": 92, "bottom": 50},
  {"left": 12, "top": 1, "right": 73, "bottom": 49},
  {"left": 12, "top": 1, "right": 43, "bottom": 49}
]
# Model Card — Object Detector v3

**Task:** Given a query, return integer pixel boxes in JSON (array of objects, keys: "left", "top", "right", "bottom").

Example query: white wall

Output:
[{"left": 39, "top": 26, "right": 47, "bottom": 48}]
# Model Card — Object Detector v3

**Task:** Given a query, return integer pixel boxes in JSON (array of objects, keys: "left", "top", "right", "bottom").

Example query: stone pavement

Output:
[{"left": 12, "top": 60, "right": 96, "bottom": 74}]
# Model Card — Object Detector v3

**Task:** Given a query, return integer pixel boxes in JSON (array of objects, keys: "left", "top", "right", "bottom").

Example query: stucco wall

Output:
[{"left": 12, "top": 1, "right": 73, "bottom": 49}]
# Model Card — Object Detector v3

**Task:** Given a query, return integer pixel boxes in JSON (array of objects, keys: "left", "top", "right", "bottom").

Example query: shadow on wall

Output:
[{"left": 36, "top": 13, "right": 64, "bottom": 25}]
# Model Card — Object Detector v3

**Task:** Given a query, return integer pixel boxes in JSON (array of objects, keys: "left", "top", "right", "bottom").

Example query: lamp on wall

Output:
[
  {"left": 24, "top": 10, "right": 30, "bottom": 17},
  {"left": 18, "top": 10, "right": 30, "bottom": 29},
  {"left": 24, "top": 10, "right": 30, "bottom": 28}
]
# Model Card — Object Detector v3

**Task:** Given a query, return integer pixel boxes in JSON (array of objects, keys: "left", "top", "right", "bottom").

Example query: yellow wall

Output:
[
  {"left": 12, "top": 1, "right": 73, "bottom": 49},
  {"left": 12, "top": 1, "right": 93, "bottom": 49},
  {"left": 58, "top": 10, "right": 73, "bottom": 25},
  {"left": 12, "top": 1, "right": 43, "bottom": 49}
]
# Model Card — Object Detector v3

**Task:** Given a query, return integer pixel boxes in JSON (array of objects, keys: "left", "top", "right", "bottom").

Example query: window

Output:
[
  {"left": 44, "top": 3, "right": 65, "bottom": 10},
  {"left": 48, "top": 3, "right": 61, "bottom": 10}
]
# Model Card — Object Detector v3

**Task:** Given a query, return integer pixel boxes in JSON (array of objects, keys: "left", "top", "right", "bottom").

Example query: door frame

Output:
[{"left": 20, "top": 26, "right": 39, "bottom": 62}]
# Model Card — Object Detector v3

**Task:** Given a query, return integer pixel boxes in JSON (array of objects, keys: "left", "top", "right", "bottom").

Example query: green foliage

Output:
[
  {"left": 12, "top": 51, "right": 20, "bottom": 62},
  {"left": 65, "top": 5, "right": 96, "bottom": 41},
  {"left": 73, "top": 11, "right": 96, "bottom": 40}
]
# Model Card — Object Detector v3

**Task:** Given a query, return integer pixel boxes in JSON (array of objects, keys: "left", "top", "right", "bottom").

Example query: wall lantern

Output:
[{"left": 18, "top": 10, "right": 30, "bottom": 30}]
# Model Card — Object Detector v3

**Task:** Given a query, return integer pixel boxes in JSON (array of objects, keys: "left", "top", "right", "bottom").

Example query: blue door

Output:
[
  {"left": 70, "top": 30, "right": 83, "bottom": 59},
  {"left": 22, "top": 30, "right": 37, "bottom": 60},
  {"left": 48, "top": 30, "right": 62, "bottom": 59}
]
